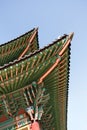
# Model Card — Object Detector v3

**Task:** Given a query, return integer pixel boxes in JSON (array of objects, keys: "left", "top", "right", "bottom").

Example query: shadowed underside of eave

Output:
[
  {"left": 0, "top": 28, "right": 39, "bottom": 66},
  {"left": 0, "top": 35, "right": 68, "bottom": 93},
  {"left": 0, "top": 31, "right": 73, "bottom": 130},
  {"left": 44, "top": 46, "right": 70, "bottom": 130}
]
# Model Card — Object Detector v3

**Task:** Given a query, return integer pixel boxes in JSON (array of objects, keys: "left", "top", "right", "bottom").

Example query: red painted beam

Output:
[
  {"left": 38, "top": 32, "right": 74, "bottom": 84},
  {"left": 0, "top": 115, "right": 7, "bottom": 123},
  {"left": 18, "top": 28, "right": 38, "bottom": 60}
]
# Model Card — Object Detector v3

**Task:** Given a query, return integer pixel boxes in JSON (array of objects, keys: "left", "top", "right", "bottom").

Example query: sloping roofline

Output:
[
  {"left": 0, "top": 34, "right": 67, "bottom": 70},
  {"left": 0, "top": 28, "right": 35, "bottom": 47}
]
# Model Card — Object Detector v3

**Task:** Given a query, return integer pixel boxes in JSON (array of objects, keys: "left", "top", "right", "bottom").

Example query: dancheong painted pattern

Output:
[{"left": 0, "top": 28, "right": 73, "bottom": 130}]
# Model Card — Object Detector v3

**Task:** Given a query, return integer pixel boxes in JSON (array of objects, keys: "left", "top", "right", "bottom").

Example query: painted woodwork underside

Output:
[{"left": 0, "top": 28, "right": 73, "bottom": 130}]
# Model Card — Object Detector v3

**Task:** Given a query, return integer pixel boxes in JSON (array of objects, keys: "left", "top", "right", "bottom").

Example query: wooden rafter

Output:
[
  {"left": 0, "top": 31, "right": 73, "bottom": 130},
  {"left": 18, "top": 28, "right": 38, "bottom": 60},
  {"left": 38, "top": 32, "right": 74, "bottom": 84}
]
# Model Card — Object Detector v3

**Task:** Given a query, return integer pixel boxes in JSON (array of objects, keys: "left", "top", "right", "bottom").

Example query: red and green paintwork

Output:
[{"left": 0, "top": 28, "right": 73, "bottom": 130}]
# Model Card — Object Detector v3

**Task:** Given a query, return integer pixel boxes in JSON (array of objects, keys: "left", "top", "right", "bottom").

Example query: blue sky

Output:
[{"left": 0, "top": 1, "right": 87, "bottom": 130}]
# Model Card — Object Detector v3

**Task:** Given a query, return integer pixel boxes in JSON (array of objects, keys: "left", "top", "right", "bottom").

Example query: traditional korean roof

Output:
[
  {"left": 0, "top": 29, "right": 73, "bottom": 130},
  {"left": 0, "top": 28, "right": 39, "bottom": 66}
]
